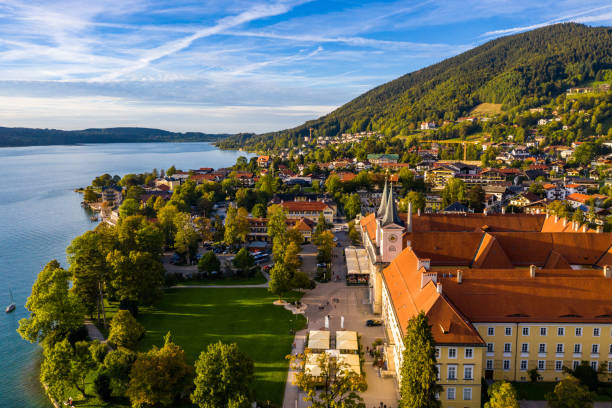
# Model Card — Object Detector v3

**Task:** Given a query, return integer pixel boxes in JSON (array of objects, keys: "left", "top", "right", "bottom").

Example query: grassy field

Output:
[
  {"left": 470, "top": 102, "right": 503, "bottom": 116},
  {"left": 136, "top": 288, "right": 306, "bottom": 405},
  {"left": 174, "top": 273, "right": 267, "bottom": 286}
]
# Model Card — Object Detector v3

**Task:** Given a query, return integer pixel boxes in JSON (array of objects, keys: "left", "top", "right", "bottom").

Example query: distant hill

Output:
[
  {"left": 218, "top": 23, "right": 612, "bottom": 151},
  {"left": 0, "top": 126, "right": 232, "bottom": 147}
]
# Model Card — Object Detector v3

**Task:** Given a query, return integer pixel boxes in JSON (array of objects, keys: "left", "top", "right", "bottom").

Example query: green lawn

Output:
[
  {"left": 512, "top": 381, "right": 612, "bottom": 401},
  {"left": 136, "top": 288, "right": 306, "bottom": 405},
  {"left": 174, "top": 273, "right": 267, "bottom": 286}
]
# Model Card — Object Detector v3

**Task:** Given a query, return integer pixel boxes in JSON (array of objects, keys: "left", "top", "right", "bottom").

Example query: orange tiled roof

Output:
[
  {"left": 382, "top": 248, "right": 484, "bottom": 344},
  {"left": 280, "top": 201, "right": 330, "bottom": 212},
  {"left": 404, "top": 213, "right": 545, "bottom": 233},
  {"left": 360, "top": 213, "right": 377, "bottom": 242},
  {"left": 471, "top": 233, "right": 513, "bottom": 269},
  {"left": 566, "top": 193, "right": 590, "bottom": 203},
  {"left": 438, "top": 268, "right": 612, "bottom": 323}
]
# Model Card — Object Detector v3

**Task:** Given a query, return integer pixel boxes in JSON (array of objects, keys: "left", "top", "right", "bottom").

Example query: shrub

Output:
[{"left": 93, "top": 369, "right": 112, "bottom": 401}]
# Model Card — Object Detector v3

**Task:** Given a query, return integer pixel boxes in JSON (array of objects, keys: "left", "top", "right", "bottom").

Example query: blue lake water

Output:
[{"left": 0, "top": 142, "right": 252, "bottom": 407}]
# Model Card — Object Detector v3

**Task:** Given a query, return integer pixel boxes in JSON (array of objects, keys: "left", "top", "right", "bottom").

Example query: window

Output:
[
  {"left": 464, "top": 366, "right": 473, "bottom": 380},
  {"left": 592, "top": 344, "right": 599, "bottom": 354},
  {"left": 448, "top": 348, "right": 457, "bottom": 359},
  {"left": 573, "top": 361, "right": 580, "bottom": 370},
  {"left": 556, "top": 344, "right": 564, "bottom": 353},
  {"left": 448, "top": 365, "right": 457, "bottom": 380},
  {"left": 504, "top": 343, "right": 512, "bottom": 353},
  {"left": 487, "top": 343, "right": 494, "bottom": 353},
  {"left": 555, "top": 361, "right": 563, "bottom": 371},
  {"left": 608, "top": 361, "right": 612, "bottom": 373},
  {"left": 503, "top": 360, "right": 511, "bottom": 371},
  {"left": 505, "top": 327, "right": 512, "bottom": 336},
  {"left": 520, "top": 360, "right": 528, "bottom": 371},
  {"left": 486, "top": 360, "right": 493, "bottom": 370},
  {"left": 522, "top": 327, "right": 530, "bottom": 336},
  {"left": 540, "top": 327, "right": 548, "bottom": 336},
  {"left": 465, "top": 348, "right": 473, "bottom": 359},
  {"left": 593, "top": 327, "right": 600, "bottom": 337},
  {"left": 447, "top": 387, "right": 456, "bottom": 400},
  {"left": 487, "top": 327, "right": 495, "bottom": 336},
  {"left": 521, "top": 343, "right": 529, "bottom": 353},
  {"left": 436, "top": 365, "right": 440, "bottom": 380},
  {"left": 435, "top": 347, "right": 440, "bottom": 359},
  {"left": 558, "top": 327, "right": 565, "bottom": 336},
  {"left": 575, "top": 328, "right": 582, "bottom": 337},
  {"left": 591, "top": 361, "right": 598, "bottom": 371},
  {"left": 539, "top": 344, "right": 547, "bottom": 353},
  {"left": 574, "top": 344, "right": 582, "bottom": 354},
  {"left": 610, "top": 344, "right": 612, "bottom": 354},
  {"left": 463, "top": 387, "right": 472, "bottom": 401},
  {"left": 538, "top": 360, "right": 545, "bottom": 370}
]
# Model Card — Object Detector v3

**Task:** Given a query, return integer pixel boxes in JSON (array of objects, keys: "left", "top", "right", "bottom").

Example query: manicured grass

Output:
[
  {"left": 136, "top": 288, "right": 306, "bottom": 405},
  {"left": 174, "top": 273, "right": 267, "bottom": 286},
  {"left": 512, "top": 381, "right": 612, "bottom": 402},
  {"left": 470, "top": 102, "right": 503, "bottom": 116}
]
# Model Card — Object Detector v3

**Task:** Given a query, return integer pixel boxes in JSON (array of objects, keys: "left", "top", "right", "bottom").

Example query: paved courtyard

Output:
[{"left": 283, "top": 229, "right": 399, "bottom": 408}]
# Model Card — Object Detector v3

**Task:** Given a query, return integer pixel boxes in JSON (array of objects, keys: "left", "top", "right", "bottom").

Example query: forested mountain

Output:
[
  {"left": 218, "top": 23, "right": 612, "bottom": 151},
  {"left": 0, "top": 126, "right": 230, "bottom": 147}
]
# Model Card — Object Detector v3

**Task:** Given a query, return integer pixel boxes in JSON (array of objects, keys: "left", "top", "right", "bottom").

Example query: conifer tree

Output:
[{"left": 400, "top": 311, "right": 441, "bottom": 408}]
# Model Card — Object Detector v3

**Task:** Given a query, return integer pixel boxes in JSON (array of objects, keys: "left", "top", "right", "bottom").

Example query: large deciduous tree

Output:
[
  {"left": 224, "top": 206, "right": 250, "bottom": 246},
  {"left": 18, "top": 260, "right": 85, "bottom": 347},
  {"left": 108, "top": 310, "right": 145, "bottom": 349},
  {"left": 107, "top": 250, "right": 164, "bottom": 307},
  {"left": 127, "top": 332, "right": 193, "bottom": 408},
  {"left": 191, "top": 342, "right": 254, "bottom": 408},
  {"left": 399, "top": 311, "right": 441, "bottom": 408},
  {"left": 546, "top": 375, "right": 593, "bottom": 408},
  {"left": 198, "top": 251, "right": 221, "bottom": 275}
]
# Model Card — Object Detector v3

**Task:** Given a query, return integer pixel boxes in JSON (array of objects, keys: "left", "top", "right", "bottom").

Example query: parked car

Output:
[{"left": 366, "top": 319, "right": 383, "bottom": 327}]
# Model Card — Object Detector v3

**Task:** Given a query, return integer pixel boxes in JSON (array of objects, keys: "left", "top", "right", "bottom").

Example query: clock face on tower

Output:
[{"left": 389, "top": 234, "right": 397, "bottom": 242}]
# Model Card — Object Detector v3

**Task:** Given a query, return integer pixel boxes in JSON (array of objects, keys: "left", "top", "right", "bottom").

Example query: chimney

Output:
[
  {"left": 562, "top": 218, "right": 567, "bottom": 226},
  {"left": 457, "top": 270, "right": 463, "bottom": 284},
  {"left": 501, "top": 206, "right": 506, "bottom": 214},
  {"left": 545, "top": 211, "right": 549, "bottom": 219},
  {"left": 407, "top": 202, "right": 413, "bottom": 233},
  {"left": 417, "top": 208, "right": 421, "bottom": 216},
  {"left": 530, "top": 265, "right": 536, "bottom": 278},
  {"left": 582, "top": 225, "right": 588, "bottom": 232},
  {"left": 483, "top": 208, "right": 488, "bottom": 216},
  {"left": 604, "top": 265, "right": 611, "bottom": 279},
  {"left": 596, "top": 226, "right": 603, "bottom": 233},
  {"left": 436, "top": 283, "right": 443, "bottom": 294}
]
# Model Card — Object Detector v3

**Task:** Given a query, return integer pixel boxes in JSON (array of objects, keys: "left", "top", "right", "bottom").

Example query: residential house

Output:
[
  {"left": 279, "top": 200, "right": 335, "bottom": 223},
  {"left": 367, "top": 154, "right": 399, "bottom": 165},
  {"left": 257, "top": 155, "right": 271, "bottom": 168}
]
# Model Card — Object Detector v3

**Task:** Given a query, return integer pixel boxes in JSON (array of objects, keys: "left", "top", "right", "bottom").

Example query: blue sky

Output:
[{"left": 0, "top": 0, "right": 610, "bottom": 133}]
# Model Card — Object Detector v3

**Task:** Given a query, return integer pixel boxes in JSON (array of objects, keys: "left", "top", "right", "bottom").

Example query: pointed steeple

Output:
[
  {"left": 376, "top": 177, "right": 389, "bottom": 218},
  {"left": 381, "top": 183, "right": 404, "bottom": 226}
]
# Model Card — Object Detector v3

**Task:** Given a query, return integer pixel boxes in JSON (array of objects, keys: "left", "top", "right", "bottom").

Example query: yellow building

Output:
[{"left": 359, "top": 192, "right": 612, "bottom": 408}]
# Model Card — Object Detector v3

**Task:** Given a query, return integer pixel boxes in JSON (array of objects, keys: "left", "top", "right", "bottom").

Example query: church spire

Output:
[
  {"left": 376, "top": 177, "right": 389, "bottom": 218},
  {"left": 381, "top": 183, "right": 404, "bottom": 226}
]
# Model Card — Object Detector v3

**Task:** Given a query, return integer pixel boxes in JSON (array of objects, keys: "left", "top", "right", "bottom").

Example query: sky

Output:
[{"left": 0, "top": 0, "right": 610, "bottom": 134}]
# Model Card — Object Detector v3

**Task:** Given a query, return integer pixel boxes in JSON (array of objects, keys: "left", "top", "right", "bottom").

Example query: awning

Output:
[
  {"left": 336, "top": 331, "right": 358, "bottom": 352},
  {"left": 337, "top": 353, "right": 361, "bottom": 375},
  {"left": 308, "top": 330, "right": 330, "bottom": 350}
]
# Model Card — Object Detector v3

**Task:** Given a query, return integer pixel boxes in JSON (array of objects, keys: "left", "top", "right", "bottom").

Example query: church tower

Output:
[{"left": 379, "top": 184, "right": 406, "bottom": 263}]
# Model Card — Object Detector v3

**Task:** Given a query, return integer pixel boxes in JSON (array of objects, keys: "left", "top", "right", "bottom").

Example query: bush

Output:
[
  {"left": 93, "top": 369, "right": 112, "bottom": 401},
  {"left": 108, "top": 310, "right": 145, "bottom": 349}
]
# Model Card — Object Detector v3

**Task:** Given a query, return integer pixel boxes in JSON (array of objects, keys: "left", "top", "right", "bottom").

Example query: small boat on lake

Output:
[{"left": 5, "top": 288, "right": 15, "bottom": 313}]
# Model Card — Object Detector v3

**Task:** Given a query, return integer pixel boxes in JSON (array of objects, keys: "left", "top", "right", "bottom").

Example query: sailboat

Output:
[{"left": 5, "top": 288, "right": 15, "bottom": 313}]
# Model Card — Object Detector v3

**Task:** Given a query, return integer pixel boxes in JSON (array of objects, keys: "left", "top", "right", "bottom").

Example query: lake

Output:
[{"left": 0, "top": 142, "right": 252, "bottom": 407}]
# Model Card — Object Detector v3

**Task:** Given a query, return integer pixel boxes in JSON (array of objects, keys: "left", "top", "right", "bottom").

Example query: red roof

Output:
[{"left": 280, "top": 201, "right": 330, "bottom": 212}]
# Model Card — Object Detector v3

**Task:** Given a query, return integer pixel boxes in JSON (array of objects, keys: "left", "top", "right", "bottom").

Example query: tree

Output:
[
  {"left": 232, "top": 248, "right": 255, "bottom": 276},
  {"left": 325, "top": 174, "right": 342, "bottom": 196},
  {"left": 251, "top": 203, "right": 266, "bottom": 218},
  {"left": 268, "top": 263, "right": 292, "bottom": 299},
  {"left": 41, "top": 338, "right": 85, "bottom": 401},
  {"left": 119, "top": 198, "right": 141, "bottom": 218},
  {"left": 198, "top": 251, "right": 221, "bottom": 275},
  {"left": 291, "top": 271, "right": 314, "bottom": 290},
  {"left": 103, "top": 347, "right": 136, "bottom": 396},
  {"left": 314, "top": 230, "right": 335, "bottom": 264},
  {"left": 173, "top": 212, "right": 199, "bottom": 263},
  {"left": 107, "top": 250, "right": 165, "bottom": 307},
  {"left": 194, "top": 216, "right": 213, "bottom": 242},
  {"left": 18, "top": 260, "right": 85, "bottom": 347},
  {"left": 267, "top": 204, "right": 288, "bottom": 240},
  {"left": 484, "top": 381, "right": 519, "bottom": 408},
  {"left": 224, "top": 206, "right": 250, "bottom": 246},
  {"left": 401, "top": 191, "right": 425, "bottom": 213},
  {"left": 127, "top": 332, "right": 193, "bottom": 408},
  {"left": 546, "top": 376, "right": 593, "bottom": 408},
  {"left": 399, "top": 311, "right": 441, "bottom": 408},
  {"left": 467, "top": 185, "right": 485, "bottom": 212},
  {"left": 108, "top": 310, "right": 145, "bottom": 349},
  {"left": 563, "top": 361, "right": 601, "bottom": 391},
  {"left": 529, "top": 182, "right": 545, "bottom": 196},
  {"left": 191, "top": 342, "right": 254, "bottom": 408},
  {"left": 572, "top": 209, "right": 585, "bottom": 224},
  {"left": 67, "top": 229, "right": 114, "bottom": 326},
  {"left": 166, "top": 165, "right": 177, "bottom": 176},
  {"left": 344, "top": 193, "right": 362, "bottom": 219},
  {"left": 548, "top": 200, "right": 571, "bottom": 218},
  {"left": 348, "top": 221, "right": 361, "bottom": 245},
  {"left": 83, "top": 187, "right": 99, "bottom": 203},
  {"left": 441, "top": 178, "right": 466, "bottom": 208},
  {"left": 157, "top": 204, "right": 180, "bottom": 247},
  {"left": 288, "top": 350, "right": 366, "bottom": 408}
]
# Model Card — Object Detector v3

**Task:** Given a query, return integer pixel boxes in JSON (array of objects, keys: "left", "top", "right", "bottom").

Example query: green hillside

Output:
[{"left": 218, "top": 23, "right": 612, "bottom": 151}]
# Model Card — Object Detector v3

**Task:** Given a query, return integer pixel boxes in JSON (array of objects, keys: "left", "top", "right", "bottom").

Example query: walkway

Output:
[{"left": 84, "top": 319, "right": 109, "bottom": 344}]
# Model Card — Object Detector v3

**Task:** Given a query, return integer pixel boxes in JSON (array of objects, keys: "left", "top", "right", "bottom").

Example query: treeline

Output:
[
  {"left": 218, "top": 23, "right": 612, "bottom": 150},
  {"left": 0, "top": 126, "right": 230, "bottom": 147}
]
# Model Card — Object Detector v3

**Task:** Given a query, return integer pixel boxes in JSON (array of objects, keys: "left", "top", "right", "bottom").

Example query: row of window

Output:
[
  {"left": 436, "top": 364, "right": 474, "bottom": 380},
  {"left": 441, "top": 387, "right": 472, "bottom": 401},
  {"left": 487, "top": 326, "right": 606, "bottom": 337},
  {"left": 487, "top": 343, "right": 612, "bottom": 355},
  {"left": 485, "top": 359, "right": 612, "bottom": 372},
  {"left": 437, "top": 347, "right": 473, "bottom": 359}
]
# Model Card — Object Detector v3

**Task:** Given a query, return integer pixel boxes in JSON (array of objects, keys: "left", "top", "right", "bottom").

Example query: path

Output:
[
  {"left": 283, "top": 229, "right": 399, "bottom": 408},
  {"left": 84, "top": 319, "right": 106, "bottom": 342}
]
